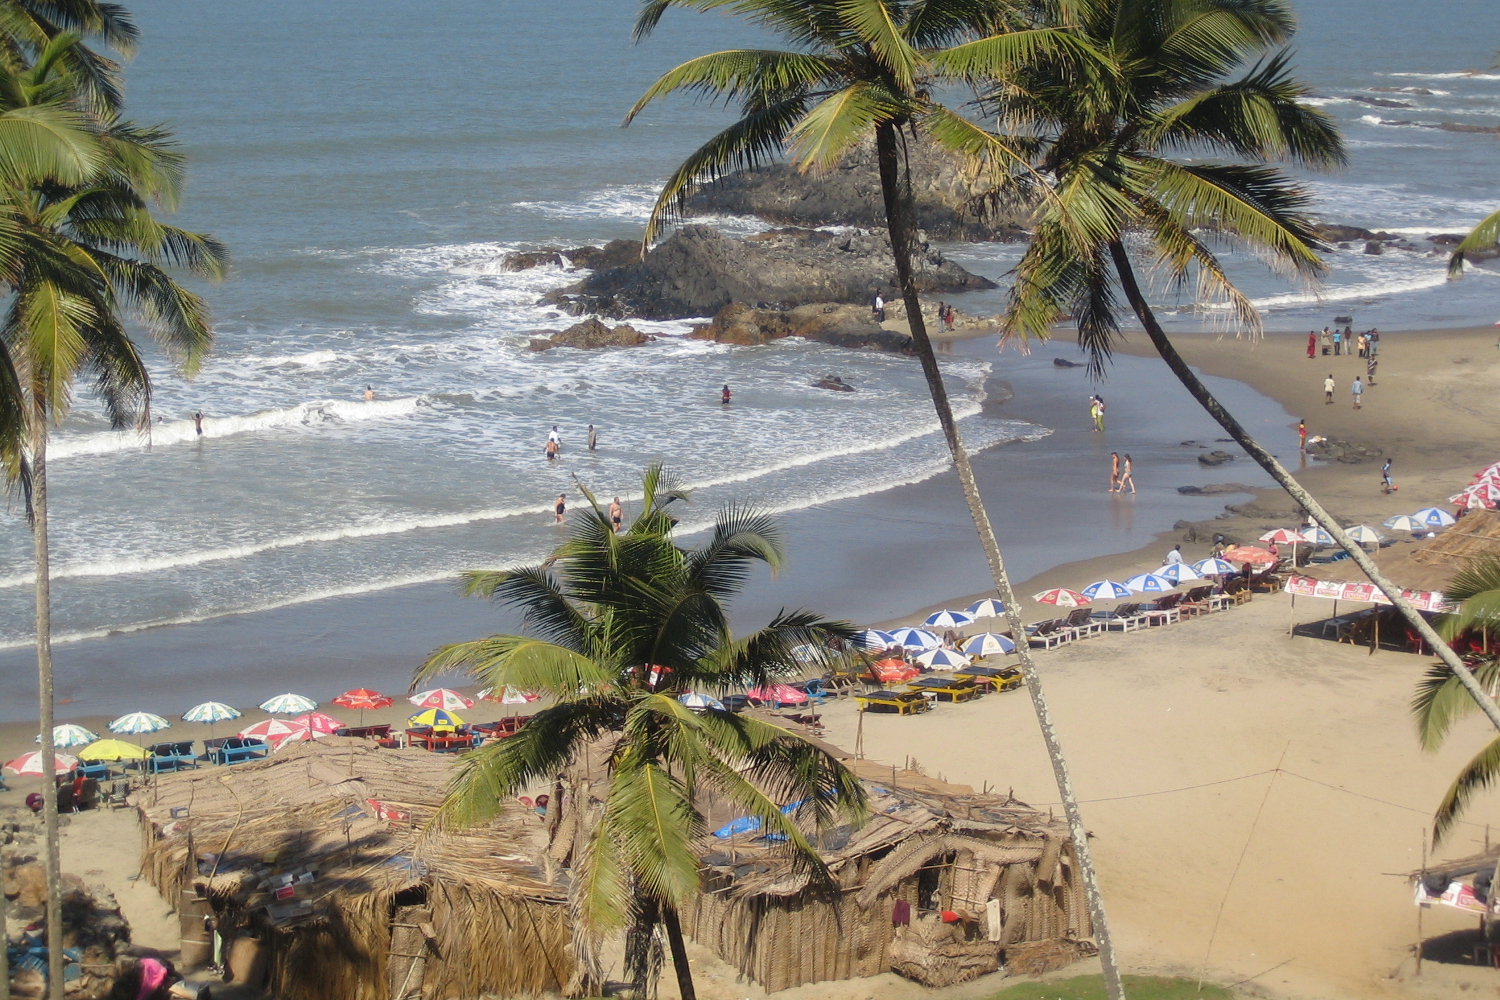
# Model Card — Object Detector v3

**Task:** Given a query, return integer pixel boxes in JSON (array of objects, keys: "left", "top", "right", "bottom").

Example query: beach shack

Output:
[{"left": 134, "top": 738, "right": 571, "bottom": 1000}]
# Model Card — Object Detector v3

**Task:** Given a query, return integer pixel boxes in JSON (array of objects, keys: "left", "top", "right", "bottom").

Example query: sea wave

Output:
[
  {"left": 1382, "top": 71, "right": 1500, "bottom": 81},
  {"left": 1241, "top": 266, "right": 1498, "bottom": 311},
  {"left": 48, "top": 396, "right": 431, "bottom": 460}
]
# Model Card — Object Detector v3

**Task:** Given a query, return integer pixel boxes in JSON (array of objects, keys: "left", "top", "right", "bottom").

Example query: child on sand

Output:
[{"left": 1323, "top": 374, "right": 1335, "bottom": 404}]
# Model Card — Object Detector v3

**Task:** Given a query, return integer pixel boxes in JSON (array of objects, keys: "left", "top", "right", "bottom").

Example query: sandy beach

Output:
[{"left": 5, "top": 324, "right": 1498, "bottom": 1000}]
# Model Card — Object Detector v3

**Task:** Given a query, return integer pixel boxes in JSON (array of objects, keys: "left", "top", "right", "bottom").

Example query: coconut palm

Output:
[
  {"left": 0, "top": 33, "right": 224, "bottom": 999},
  {"left": 1445, "top": 207, "right": 1500, "bottom": 278},
  {"left": 626, "top": 3, "right": 1127, "bottom": 995},
  {"left": 414, "top": 465, "right": 867, "bottom": 1000},
  {"left": 0, "top": 0, "right": 138, "bottom": 115},
  {"left": 984, "top": 0, "right": 1500, "bottom": 739},
  {"left": 1414, "top": 557, "right": 1500, "bottom": 843}
]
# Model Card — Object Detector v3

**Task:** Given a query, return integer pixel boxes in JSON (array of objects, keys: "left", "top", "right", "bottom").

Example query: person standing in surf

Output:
[
  {"left": 587, "top": 424, "right": 597, "bottom": 451},
  {"left": 364, "top": 386, "right": 374, "bottom": 401},
  {"left": 1117, "top": 454, "right": 1136, "bottom": 494},
  {"left": 1298, "top": 419, "right": 1307, "bottom": 453},
  {"left": 721, "top": 384, "right": 731, "bottom": 405},
  {"left": 193, "top": 412, "right": 204, "bottom": 436},
  {"left": 547, "top": 425, "right": 562, "bottom": 454},
  {"left": 1109, "top": 452, "right": 1120, "bottom": 492},
  {"left": 554, "top": 493, "right": 566, "bottom": 524}
]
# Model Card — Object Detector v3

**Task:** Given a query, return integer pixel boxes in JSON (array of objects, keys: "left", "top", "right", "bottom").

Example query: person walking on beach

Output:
[
  {"left": 1331, "top": 328, "right": 1342, "bottom": 355},
  {"left": 1382, "top": 458, "right": 1395, "bottom": 494},
  {"left": 1307, "top": 331, "right": 1316, "bottom": 359},
  {"left": 193, "top": 412, "right": 204, "bottom": 436},
  {"left": 1298, "top": 418, "right": 1307, "bottom": 453},
  {"left": 609, "top": 497, "right": 623, "bottom": 533},
  {"left": 872, "top": 290, "right": 885, "bottom": 322},
  {"left": 944, "top": 304, "right": 955, "bottom": 332},
  {"left": 936, "top": 301, "right": 945, "bottom": 332},
  {"left": 1369, "top": 329, "right": 1379, "bottom": 356},
  {"left": 1323, "top": 374, "right": 1335, "bottom": 404},
  {"left": 1109, "top": 452, "right": 1120, "bottom": 492},
  {"left": 587, "top": 424, "right": 597, "bottom": 452},
  {"left": 1366, "top": 354, "right": 1377, "bottom": 385},
  {"left": 721, "top": 383, "right": 731, "bottom": 405},
  {"left": 1321, "top": 328, "right": 1331, "bottom": 355},
  {"left": 1117, "top": 454, "right": 1136, "bottom": 494},
  {"left": 554, "top": 493, "right": 566, "bottom": 524},
  {"left": 1351, "top": 375, "right": 1364, "bottom": 409}
]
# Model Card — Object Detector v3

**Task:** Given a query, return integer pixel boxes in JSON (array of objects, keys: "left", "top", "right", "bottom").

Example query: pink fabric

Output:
[{"left": 137, "top": 958, "right": 168, "bottom": 1000}]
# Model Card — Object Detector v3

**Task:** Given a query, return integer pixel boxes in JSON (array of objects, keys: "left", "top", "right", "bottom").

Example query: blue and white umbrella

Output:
[
  {"left": 1346, "top": 524, "right": 1385, "bottom": 546},
  {"left": 1081, "top": 580, "right": 1132, "bottom": 601},
  {"left": 924, "top": 609, "right": 975, "bottom": 629},
  {"left": 1124, "top": 573, "right": 1174, "bottom": 594},
  {"left": 1413, "top": 507, "right": 1457, "bottom": 528},
  {"left": 1192, "top": 558, "right": 1238, "bottom": 576},
  {"left": 1300, "top": 526, "right": 1335, "bottom": 546},
  {"left": 962, "top": 632, "right": 1017, "bottom": 657},
  {"left": 108, "top": 712, "right": 170, "bottom": 736},
  {"left": 1152, "top": 563, "right": 1203, "bottom": 585},
  {"left": 1383, "top": 514, "right": 1426, "bottom": 532},
  {"left": 789, "top": 643, "right": 826, "bottom": 664},
  {"left": 678, "top": 692, "right": 725, "bottom": 712},
  {"left": 36, "top": 724, "right": 97, "bottom": 748},
  {"left": 260, "top": 693, "right": 318, "bottom": 715},
  {"left": 965, "top": 599, "right": 1007, "bottom": 619},
  {"left": 888, "top": 627, "right": 942, "bottom": 651},
  {"left": 852, "top": 629, "right": 896, "bottom": 651},
  {"left": 182, "top": 702, "right": 241, "bottom": 724},
  {"left": 917, "top": 647, "right": 970, "bottom": 670}
]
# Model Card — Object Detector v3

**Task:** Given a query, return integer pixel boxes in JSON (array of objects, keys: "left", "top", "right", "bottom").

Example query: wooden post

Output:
[
  {"left": 1289, "top": 592, "right": 1296, "bottom": 636},
  {"left": 1371, "top": 611, "right": 1379, "bottom": 657},
  {"left": 1417, "top": 829, "right": 1427, "bottom": 975}
]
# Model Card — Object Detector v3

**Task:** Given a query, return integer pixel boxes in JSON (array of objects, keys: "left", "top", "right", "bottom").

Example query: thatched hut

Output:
[
  {"left": 134, "top": 738, "right": 570, "bottom": 1000},
  {"left": 677, "top": 759, "right": 1093, "bottom": 990},
  {"left": 1373, "top": 508, "right": 1500, "bottom": 592}
]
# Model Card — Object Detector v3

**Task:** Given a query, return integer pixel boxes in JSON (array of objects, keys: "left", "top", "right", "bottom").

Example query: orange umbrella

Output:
[{"left": 1222, "top": 545, "right": 1276, "bottom": 565}]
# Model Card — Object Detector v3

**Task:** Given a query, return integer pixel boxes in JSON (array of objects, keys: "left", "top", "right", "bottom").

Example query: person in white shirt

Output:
[
  {"left": 1165, "top": 545, "right": 1183, "bottom": 564},
  {"left": 1323, "top": 374, "right": 1335, "bottom": 404}
]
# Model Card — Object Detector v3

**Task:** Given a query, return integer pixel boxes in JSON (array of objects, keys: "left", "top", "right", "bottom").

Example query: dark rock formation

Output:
[
  {"left": 1371, "top": 86, "right": 1433, "bottom": 95},
  {"left": 812, "top": 375, "right": 856, "bottom": 391},
  {"left": 1053, "top": 357, "right": 1083, "bottom": 368},
  {"left": 689, "top": 302, "right": 915, "bottom": 355},
  {"left": 503, "top": 240, "right": 641, "bottom": 273},
  {"left": 542, "top": 226, "right": 993, "bottom": 321},
  {"left": 1350, "top": 94, "right": 1413, "bottom": 108},
  {"left": 683, "top": 135, "right": 1031, "bottom": 241},
  {"left": 527, "top": 318, "right": 654, "bottom": 351},
  {"left": 1305, "top": 437, "right": 1382, "bottom": 463},
  {"left": 1314, "top": 223, "right": 1379, "bottom": 243},
  {"left": 1197, "top": 450, "right": 1235, "bottom": 467},
  {"left": 1363, "top": 240, "right": 1384, "bottom": 255},
  {"left": 1177, "top": 483, "right": 1253, "bottom": 496}
]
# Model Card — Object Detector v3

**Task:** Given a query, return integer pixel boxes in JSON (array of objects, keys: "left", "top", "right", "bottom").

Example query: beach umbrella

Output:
[
  {"left": 331, "top": 688, "right": 393, "bottom": 725},
  {"left": 962, "top": 632, "right": 1017, "bottom": 657},
  {"left": 1345, "top": 525, "right": 1385, "bottom": 547},
  {"left": 852, "top": 629, "right": 896, "bottom": 651},
  {"left": 271, "top": 721, "right": 324, "bottom": 750},
  {"left": 917, "top": 647, "right": 971, "bottom": 670},
  {"left": 678, "top": 692, "right": 725, "bottom": 712},
  {"left": 747, "top": 684, "right": 807, "bottom": 706},
  {"left": 36, "top": 724, "right": 97, "bottom": 748},
  {"left": 1452, "top": 490, "right": 1498, "bottom": 511},
  {"left": 238, "top": 718, "right": 302, "bottom": 747},
  {"left": 1192, "top": 558, "right": 1238, "bottom": 576},
  {"left": 1081, "top": 580, "right": 1132, "bottom": 601},
  {"left": 181, "top": 701, "right": 241, "bottom": 738},
  {"left": 108, "top": 712, "right": 170, "bottom": 736},
  {"left": 1221, "top": 545, "right": 1276, "bottom": 565},
  {"left": 870, "top": 659, "right": 920, "bottom": 684},
  {"left": 1152, "top": 563, "right": 1204, "bottom": 585},
  {"left": 789, "top": 643, "right": 827, "bottom": 664},
  {"left": 408, "top": 688, "right": 474, "bottom": 712},
  {"left": 259, "top": 693, "right": 317, "bottom": 715},
  {"left": 1383, "top": 514, "right": 1425, "bottom": 532},
  {"left": 1465, "top": 481, "right": 1500, "bottom": 500},
  {"left": 1413, "top": 507, "right": 1457, "bottom": 528},
  {"left": 965, "top": 599, "right": 1007, "bottom": 619},
  {"left": 1124, "top": 573, "right": 1174, "bottom": 594},
  {"left": 407, "top": 708, "right": 464, "bottom": 732},
  {"left": 5, "top": 751, "right": 77, "bottom": 775},
  {"left": 888, "top": 627, "right": 942, "bottom": 650},
  {"left": 478, "top": 686, "right": 541, "bottom": 705},
  {"left": 77, "top": 739, "right": 149, "bottom": 762},
  {"left": 923, "top": 609, "right": 975, "bottom": 629},
  {"left": 1032, "top": 588, "right": 1090, "bottom": 608},
  {"left": 290, "top": 712, "right": 345, "bottom": 734},
  {"left": 1299, "top": 526, "right": 1335, "bottom": 546},
  {"left": 1259, "top": 529, "right": 1304, "bottom": 544}
]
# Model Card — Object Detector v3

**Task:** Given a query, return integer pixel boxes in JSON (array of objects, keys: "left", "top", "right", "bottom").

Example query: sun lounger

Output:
[
  {"left": 334, "top": 724, "right": 392, "bottom": 740},
  {"left": 1140, "top": 593, "right": 1184, "bottom": 625},
  {"left": 1091, "top": 603, "right": 1149, "bottom": 632},
  {"left": 146, "top": 740, "right": 199, "bottom": 773},
  {"left": 1025, "top": 619, "right": 1070, "bottom": 648},
  {"left": 956, "top": 664, "right": 1024, "bottom": 693},
  {"left": 906, "top": 676, "right": 981, "bottom": 703},
  {"left": 1061, "top": 607, "right": 1100, "bottom": 639},
  {"left": 205, "top": 737, "right": 268, "bottom": 766},
  {"left": 854, "top": 690, "right": 931, "bottom": 715}
]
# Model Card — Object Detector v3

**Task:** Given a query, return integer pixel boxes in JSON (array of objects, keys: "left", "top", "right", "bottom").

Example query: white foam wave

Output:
[
  {"left": 1240, "top": 266, "right": 1498, "bottom": 311},
  {"left": 261, "top": 350, "right": 339, "bottom": 367},
  {"left": 1382, "top": 72, "right": 1500, "bottom": 81},
  {"left": 48, "top": 397, "right": 430, "bottom": 460}
]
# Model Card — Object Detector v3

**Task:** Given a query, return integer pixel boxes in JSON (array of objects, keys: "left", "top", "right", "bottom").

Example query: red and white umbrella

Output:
[
  {"left": 5, "top": 751, "right": 78, "bottom": 776},
  {"left": 408, "top": 688, "right": 474, "bottom": 711},
  {"left": 332, "top": 688, "right": 393, "bottom": 711},
  {"left": 479, "top": 686, "right": 540, "bottom": 705},
  {"left": 1259, "top": 529, "right": 1304, "bottom": 544},
  {"left": 1032, "top": 588, "right": 1091, "bottom": 608},
  {"left": 747, "top": 684, "right": 808, "bottom": 706},
  {"left": 1452, "top": 490, "right": 1498, "bottom": 511},
  {"left": 238, "top": 718, "right": 317, "bottom": 749},
  {"left": 291, "top": 713, "right": 345, "bottom": 734}
]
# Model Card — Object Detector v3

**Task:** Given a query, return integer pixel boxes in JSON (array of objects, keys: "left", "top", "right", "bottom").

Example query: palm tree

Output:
[
  {"left": 0, "top": 34, "right": 225, "bottom": 999},
  {"left": 627, "top": 4, "right": 1128, "bottom": 996},
  {"left": 986, "top": 0, "right": 1500, "bottom": 739},
  {"left": 414, "top": 466, "right": 868, "bottom": 1000},
  {"left": 1445, "top": 207, "right": 1500, "bottom": 278},
  {"left": 1414, "top": 557, "right": 1500, "bottom": 843}
]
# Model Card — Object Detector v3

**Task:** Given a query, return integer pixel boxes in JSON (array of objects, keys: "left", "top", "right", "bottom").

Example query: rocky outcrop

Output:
[
  {"left": 684, "top": 135, "right": 1031, "bottom": 241},
  {"left": 1197, "top": 450, "right": 1235, "bottom": 466},
  {"left": 689, "top": 302, "right": 915, "bottom": 354},
  {"left": 1350, "top": 95, "right": 1413, "bottom": 108},
  {"left": 503, "top": 240, "right": 641, "bottom": 273},
  {"left": 812, "top": 375, "right": 856, "bottom": 391},
  {"left": 542, "top": 226, "right": 994, "bottom": 321},
  {"left": 1306, "top": 437, "right": 1382, "bottom": 464},
  {"left": 527, "top": 318, "right": 654, "bottom": 351},
  {"left": 1177, "top": 483, "right": 1252, "bottom": 495}
]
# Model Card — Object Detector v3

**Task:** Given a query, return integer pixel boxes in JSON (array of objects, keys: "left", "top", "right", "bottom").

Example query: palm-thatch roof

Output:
[
  {"left": 1374, "top": 509, "right": 1500, "bottom": 592},
  {"left": 135, "top": 737, "right": 570, "bottom": 1000}
]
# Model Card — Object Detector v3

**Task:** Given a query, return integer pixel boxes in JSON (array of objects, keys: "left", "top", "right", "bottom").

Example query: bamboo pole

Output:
[{"left": 1417, "top": 830, "right": 1427, "bottom": 975}]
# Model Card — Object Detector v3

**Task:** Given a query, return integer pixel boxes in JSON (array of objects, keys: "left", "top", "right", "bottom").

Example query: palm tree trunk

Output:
[
  {"left": 876, "top": 122, "right": 1126, "bottom": 1000},
  {"left": 660, "top": 902, "right": 697, "bottom": 1000},
  {"left": 1107, "top": 240, "right": 1500, "bottom": 735},
  {"left": 30, "top": 422, "right": 64, "bottom": 1000}
]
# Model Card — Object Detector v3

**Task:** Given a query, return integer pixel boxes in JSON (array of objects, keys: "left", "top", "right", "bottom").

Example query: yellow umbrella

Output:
[
  {"left": 406, "top": 708, "right": 463, "bottom": 732},
  {"left": 78, "top": 739, "right": 150, "bottom": 761}
]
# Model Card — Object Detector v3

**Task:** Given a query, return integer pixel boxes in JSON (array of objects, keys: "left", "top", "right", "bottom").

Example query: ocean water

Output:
[{"left": 0, "top": 0, "right": 1492, "bottom": 648}]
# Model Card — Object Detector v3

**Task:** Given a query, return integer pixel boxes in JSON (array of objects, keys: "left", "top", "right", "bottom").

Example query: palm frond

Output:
[
  {"left": 415, "top": 635, "right": 616, "bottom": 698},
  {"left": 686, "top": 502, "right": 784, "bottom": 597},
  {"left": 625, "top": 49, "right": 835, "bottom": 124},
  {"left": 1432, "top": 734, "right": 1500, "bottom": 845},
  {"left": 1412, "top": 658, "right": 1500, "bottom": 751},
  {"left": 605, "top": 749, "right": 702, "bottom": 907},
  {"left": 836, "top": 0, "right": 918, "bottom": 93},
  {"left": 1449, "top": 206, "right": 1500, "bottom": 278},
  {"left": 1437, "top": 556, "right": 1500, "bottom": 639},
  {"left": 786, "top": 81, "right": 909, "bottom": 173}
]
